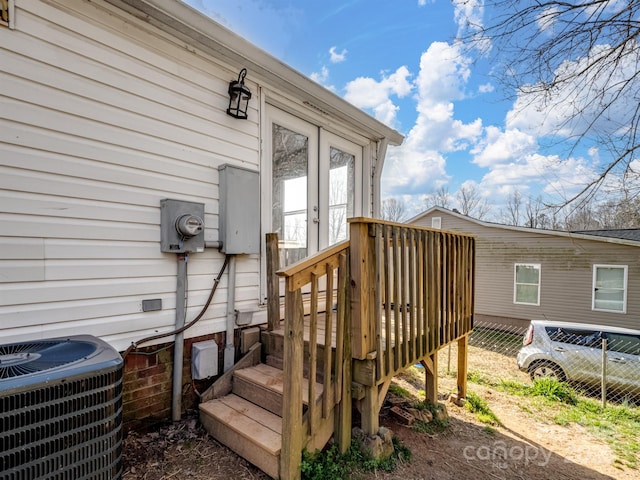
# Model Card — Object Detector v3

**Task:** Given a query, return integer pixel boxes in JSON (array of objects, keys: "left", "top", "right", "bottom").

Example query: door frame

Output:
[{"left": 259, "top": 102, "right": 367, "bottom": 304}]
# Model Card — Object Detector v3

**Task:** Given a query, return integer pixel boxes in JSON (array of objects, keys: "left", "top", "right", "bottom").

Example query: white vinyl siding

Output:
[
  {"left": 0, "top": 0, "right": 262, "bottom": 350},
  {"left": 592, "top": 265, "right": 628, "bottom": 313},
  {"left": 514, "top": 263, "right": 541, "bottom": 306}
]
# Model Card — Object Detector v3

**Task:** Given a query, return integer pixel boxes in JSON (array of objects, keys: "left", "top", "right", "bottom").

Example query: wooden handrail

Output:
[{"left": 276, "top": 240, "right": 349, "bottom": 290}]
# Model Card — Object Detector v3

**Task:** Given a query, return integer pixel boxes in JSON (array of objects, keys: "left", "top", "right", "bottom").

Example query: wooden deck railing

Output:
[
  {"left": 350, "top": 219, "right": 475, "bottom": 381},
  {"left": 270, "top": 218, "right": 474, "bottom": 479}
]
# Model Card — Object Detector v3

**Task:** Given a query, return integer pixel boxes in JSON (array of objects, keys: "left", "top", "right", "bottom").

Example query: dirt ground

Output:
[
  {"left": 122, "top": 345, "right": 637, "bottom": 480},
  {"left": 122, "top": 394, "right": 636, "bottom": 480}
]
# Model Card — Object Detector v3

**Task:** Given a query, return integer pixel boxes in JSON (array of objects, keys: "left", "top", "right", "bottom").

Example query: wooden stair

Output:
[{"left": 199, "top": 362, "right": 324, "bottom": 479}]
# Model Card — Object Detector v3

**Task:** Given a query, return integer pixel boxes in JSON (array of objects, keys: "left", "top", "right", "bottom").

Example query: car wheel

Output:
[{"left": 528, "top": 362, "right": 565, "bottom": 382}]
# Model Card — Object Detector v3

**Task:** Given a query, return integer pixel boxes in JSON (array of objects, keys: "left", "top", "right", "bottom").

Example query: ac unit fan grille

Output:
[
  {"left": 0, "top": 340, "right": 123, "bottom": 480},
  {"left": 0, "top": 340, "right": 97, "bottom": 379}
]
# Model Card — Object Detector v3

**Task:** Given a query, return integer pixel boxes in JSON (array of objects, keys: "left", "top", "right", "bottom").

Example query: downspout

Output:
[
  {"left": 172, "top": 253, "right": 188, "bottom": 422},
  {"left": 223, "top": 255, "right": 237, "bottom": 372},
  {"left": 373, "top": 138, "right": 389, "bottom": 218}
]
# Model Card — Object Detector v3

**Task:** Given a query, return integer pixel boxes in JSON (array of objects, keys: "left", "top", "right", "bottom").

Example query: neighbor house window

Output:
[
  {"left": 593, "top": 265, "right": 627, "bottom": 313},
  {"left": 514, "top": 263, "right": 541, "bottom": 305},
  {"left": 431, "top": 217, "right": 441, "bottom": 229}
]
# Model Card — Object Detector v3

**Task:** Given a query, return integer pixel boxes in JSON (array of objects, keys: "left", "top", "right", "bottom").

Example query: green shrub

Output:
[
  {"left": 530, "top": 378, "right": 577, "bottom": 405},
  {"left": 301, "top": 436, "right": 411, "bottom": 480},
  {"left": 465, "top": 392, "right": 501, "bottom": 426}
]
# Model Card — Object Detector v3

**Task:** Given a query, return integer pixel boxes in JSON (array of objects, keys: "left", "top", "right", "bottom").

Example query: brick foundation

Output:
[{"left": 121, "top": 332, "right": 226, "bottom": 432}]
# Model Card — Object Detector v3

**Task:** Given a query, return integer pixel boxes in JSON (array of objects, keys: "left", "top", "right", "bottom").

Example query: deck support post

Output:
[
  {"left": 421, "top": 353, "right": 438, "bottom": 405},
  {"left": 359, "top": 378, "right": 392, "bottom": 437},
  {"left": 334, "top": 353, "right": 352, "bottom": 453},
  {"left": 457, "top": 334, "right": 469, "bottom": 399},
  {"left": 360, "top": 385, "right": 379, "bottom": 436}
]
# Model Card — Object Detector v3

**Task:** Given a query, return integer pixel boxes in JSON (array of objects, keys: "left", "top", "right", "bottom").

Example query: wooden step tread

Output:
[
  {"left": 235, "top": 363, "right": 324, "bottom": 404},
  {"left": 199, "top": 394, "right": 282, "bottom": 455}
]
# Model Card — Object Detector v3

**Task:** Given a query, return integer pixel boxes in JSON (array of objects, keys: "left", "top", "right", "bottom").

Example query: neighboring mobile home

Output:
[
  {"left": 0, "top": 0, "right": 403, "bottom": 427},
  {"left": 410, "top": 207, "right": 640, "bottom": 331}
]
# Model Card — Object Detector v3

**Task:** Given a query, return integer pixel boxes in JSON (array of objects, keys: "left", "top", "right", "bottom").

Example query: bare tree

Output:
[
  {"left": 523, "top": 196, "right": 548, "bottom": 228},
  {"left": 381, "top": 197, "right": 407, "bottom": 222},
  {"left": 470, "top": 1, "right": 640, "bottom": 205},
  {"left": 455, "top": 183, "right": 492, "bottom": 219},
  {"left": 503, "top": 190, "right": 523, "bottom": 226},
  {"left": 563, "top": 206, "right": 601, "bottom": 231},
  {"left": 424, "top": 186, "right": 451, "bottom": 210}
]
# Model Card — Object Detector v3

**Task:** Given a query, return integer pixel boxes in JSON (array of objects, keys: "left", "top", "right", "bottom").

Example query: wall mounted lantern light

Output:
[{"left": 226, "top": 68, "right": 252, "bottom": 119}]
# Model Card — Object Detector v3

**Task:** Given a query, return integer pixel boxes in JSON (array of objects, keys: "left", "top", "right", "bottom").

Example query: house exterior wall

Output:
[
  {"left": 412, "top": 210, "right": 640, "bottom": 331},
  {"left": 0, "top": 0, "right": 265, "bottom": 351},
  {"left": 1, "top": 0, "right": 401, "bottom": 427}
]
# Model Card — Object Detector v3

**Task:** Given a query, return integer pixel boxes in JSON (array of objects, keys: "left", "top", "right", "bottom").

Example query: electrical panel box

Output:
[
  {"left": 218, "top": 164, "right": 260, "bottom": 254},
  {"left": 191, "top": 340, "right": 219, "bottom": 380},
  {"left": 160, "top": 199, "right": 205, "bottom": 253}
]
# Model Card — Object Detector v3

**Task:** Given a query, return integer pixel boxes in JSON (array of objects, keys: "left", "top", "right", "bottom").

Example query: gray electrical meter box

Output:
[
  {"left": 218, "top": 164, "right": 260, "bottom": 254},
  {"left": 160, "top": 199, "right": 205, "bottom": 253}
]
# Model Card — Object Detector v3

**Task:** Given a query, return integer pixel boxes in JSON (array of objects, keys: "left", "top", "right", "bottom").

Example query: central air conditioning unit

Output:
[{"left": 0, "top": 335, "right": 124, "bottom": 480}]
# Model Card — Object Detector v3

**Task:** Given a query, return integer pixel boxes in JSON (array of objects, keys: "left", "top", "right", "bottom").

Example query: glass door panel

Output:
[
  {"left": 328, "top": 147, "right": 355, "bottom": 245},
  {"left": 272, "top": 123, "right": 310, "bottom": 266},
  {"left": 319, "top": 131, "right": 362, "bottom": 249}
]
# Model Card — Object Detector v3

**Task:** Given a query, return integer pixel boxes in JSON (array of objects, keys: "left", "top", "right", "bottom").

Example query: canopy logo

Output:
[{"left": 463, "top": 441, "right": 553, "bottom": 468}]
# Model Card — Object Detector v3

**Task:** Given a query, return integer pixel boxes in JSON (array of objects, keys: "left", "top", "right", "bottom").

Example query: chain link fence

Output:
[{"left": 443, "top": 320, "right": 640, "bottom": 407}]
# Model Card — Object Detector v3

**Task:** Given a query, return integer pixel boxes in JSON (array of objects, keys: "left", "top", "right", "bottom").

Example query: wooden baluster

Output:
[
  {"left": 323, "top": 263, "right": 334, "bottom": 419},
  {"left": 416, "top": 230, "right": 424, "bottom": 359},
  {"left": 334, "top": 256, "right": 346, "bottom": 405},
  {"left": 392, "top": 227, "right": 401, "bottom": 372},
  {"left": 400, "top": 227, "right": 408, "bottom": 368},
  {"left": 408, "top": 228, "right": 416, "bottom": 364},
  {"left": 383, "top": 225, "right": 392, "bottom": 378},
  {"left": 374, "top": 225, "right": 383, "bottom": 381},
  {"left": 308, "top": 272, "right": 318, "bottom": 436}
]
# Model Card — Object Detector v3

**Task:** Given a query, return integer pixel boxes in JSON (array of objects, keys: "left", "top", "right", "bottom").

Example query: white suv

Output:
[{"left": 517, "top": 320, "right": 640, "bottom": 396}]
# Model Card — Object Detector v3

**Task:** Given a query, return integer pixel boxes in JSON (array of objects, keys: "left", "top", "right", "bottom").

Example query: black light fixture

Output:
[{"left": 226, "top": 68, "right": 252, "bottom": 119}]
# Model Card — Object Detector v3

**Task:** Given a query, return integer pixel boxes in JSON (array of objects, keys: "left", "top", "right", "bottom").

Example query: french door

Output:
[{"left": 266, "top": 107, "right": 362, "bottom": 267}]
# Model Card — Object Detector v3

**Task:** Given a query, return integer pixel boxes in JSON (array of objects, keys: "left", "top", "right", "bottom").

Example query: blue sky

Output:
[{"left": 184, "top": 0, "right": 608, "bottom": 220}]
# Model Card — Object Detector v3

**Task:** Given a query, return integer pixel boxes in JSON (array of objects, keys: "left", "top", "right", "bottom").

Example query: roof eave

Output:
[
  {"left": 105, "top": 0, "right": 404, "bottom": 146},
  {"left": 410, "top": 206, "right": 640, "bottom": 248}
]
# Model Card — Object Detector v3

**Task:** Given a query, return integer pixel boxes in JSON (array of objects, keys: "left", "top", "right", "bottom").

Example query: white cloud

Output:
[
  {"left": 344, "top": 66, "right": 412, "bottom": 126},
  {"left": 478, "top": 82, "right": 494, "bottom": 94},
  {"left": 506, "top": 42, "right": 640, "bottom": 140},
  {"left": 471, "top": 127, "right": 538, "bottom": 168},
  {"left": 452, "top": 0, "right": 484, "bottom": 37},
  {"left": 329, "top": 46, "right": 347, "bottom": 63},
  {"left": 477, "top": 151, "right": 598, "bottom": 203},
  {"left": 536, "top": 6, "right": 559, "bottom": 33},
  {"left": 310, "top": 66, "right": 329, "bottom": 84},
  {"left": 416, "top": 42, "right": 471, "bottom": 103},
  {"left": 381, "top": 42, "right": 482, "bottom": 200}
]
